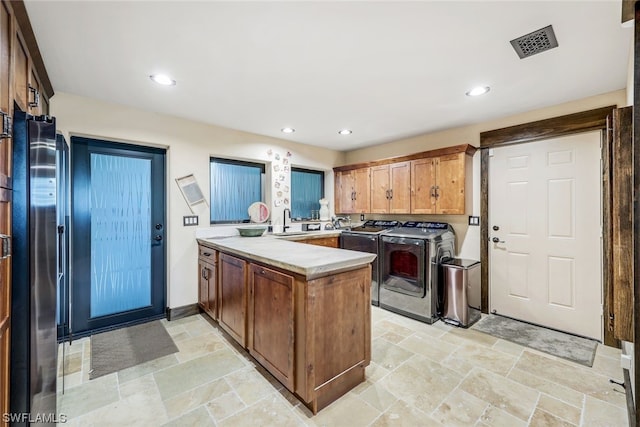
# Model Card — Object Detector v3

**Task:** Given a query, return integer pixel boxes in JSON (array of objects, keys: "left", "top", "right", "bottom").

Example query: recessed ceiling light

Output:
[
  {"left": 338, "top": 129, "right": 352, "bottom": 135},
  {"left": 149, "top": 74, "right": 176, "bottom": 86},
  {"left": 466, "top": 86, "right": 490, "bottom": 97},
  {"left": 281, "top": 127, "right": 295, "bottom": 134}
]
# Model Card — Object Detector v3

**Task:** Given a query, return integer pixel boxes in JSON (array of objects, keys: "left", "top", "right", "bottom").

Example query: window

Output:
[
  {"left": 210, "top": 158, "right": 265, "bottom": 223},
  {"left": 291, "top": 168, "right": 324, "bottom": 219}
]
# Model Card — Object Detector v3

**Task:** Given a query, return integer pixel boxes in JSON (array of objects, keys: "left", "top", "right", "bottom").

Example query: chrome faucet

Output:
[
  {"left": 332, "top": 216, "right": 351, "bottom": 230},
  {"left": 283, "top": 208, "right": 291, "bottom": 232}
]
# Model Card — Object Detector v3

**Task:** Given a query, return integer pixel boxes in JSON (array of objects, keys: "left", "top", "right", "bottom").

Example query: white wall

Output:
[
  {"left": 51, "top": 92, "right": 345, "bottom": 308},
  {"left": 343, "top": 89, "right": 627, "bottom": 261},
  {"left": 52, "top": 89, "right": 627, "bottom": 311}
]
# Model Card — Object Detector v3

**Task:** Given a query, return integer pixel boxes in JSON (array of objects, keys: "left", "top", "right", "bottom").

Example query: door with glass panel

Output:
[{"left": 70, "top": 137, "right": 166, "bottom": 336}]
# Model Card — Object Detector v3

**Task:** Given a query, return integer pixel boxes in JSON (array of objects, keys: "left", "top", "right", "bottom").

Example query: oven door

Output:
[{"left": 381, "top": 236, "right": 426, "bottom": 297}]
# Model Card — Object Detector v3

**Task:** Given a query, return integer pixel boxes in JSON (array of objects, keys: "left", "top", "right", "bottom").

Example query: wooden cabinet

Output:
[
  {"left": 198, "top": 246, "right": 217, "bottom": 319},
  {"left": 218, "top": 253, "right": 248, "bottom": 347},
  {"left": 433, "top": 152, "right": 467, "bottom": 214},
  {"left": 334, "top": 144, "right": 475, "bottom": 216},
  {"left": 197, "top": 239, "right": 372, "bottom": 414},
  {"left": 0, "top": 188, "right": 9, "bottom": 427},
  {"left": 297, "top": 236, "right": 338, "bottom": 248},
  {"left": 295, "top": 265, "right": 370, "bottom": 413},
  {"left": 13, "top": 32, "right": 42, "bottom": 115},
  {"left": 410, "top": 157, "right": 437, "bottom": 214},
  {"left": 335, "top": 167, "right": 370, "bottom": 214},
  {"left": 13, "top": 29, "right": 28, "bottom": 112},
  {"left": 248, "top": 264, "right": 294, "bottom": 390},
  {"left": 370, "top": 161, "right": 411, "bottom": 214},
  {"left": 0, "top": 0, "right": 12, "bottom": 184},
  {"left": 0, "top": 3, "right": 53, "bottom": 421},
  {"left": 0, "top": 3, "right": 13, "bottom": 421},
  {"left": 411, "top": 152, "right": 469, "bottom": 214}
]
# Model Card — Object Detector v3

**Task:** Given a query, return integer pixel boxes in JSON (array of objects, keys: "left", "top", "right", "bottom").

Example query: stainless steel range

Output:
[
  {"left": 379, "top": 222, "right": 455, "bottom": 323},
  {"left": 340, "top": 220, "right": 401, "bottom": 306}
]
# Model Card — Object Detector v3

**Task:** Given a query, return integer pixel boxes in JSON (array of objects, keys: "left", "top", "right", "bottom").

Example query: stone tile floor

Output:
[{"left": 57, "top": 307, "right": 629, "bottom": 426}]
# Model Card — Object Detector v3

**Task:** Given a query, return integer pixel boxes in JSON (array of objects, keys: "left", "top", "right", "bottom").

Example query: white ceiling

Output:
[{"left": 24, "top": 1, "right": 632, "bottom": 151}]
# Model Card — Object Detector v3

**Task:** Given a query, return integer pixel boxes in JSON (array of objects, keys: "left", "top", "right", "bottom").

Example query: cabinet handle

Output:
[
  {"left": 28, "top": 85, "right": 40, "bottom": 108},
  {"left": 0, "top": 111, "right": 11, "bottom": 139},
  {"left": 389, "top": 189, "right": 393, "bottom": 199},
  {"left": 0, "top": 234, "right": 11, "bottom": 259},
  {"left": 203, "top": 252, "right": 212, "bottom": 257},
  {"left": 352, "top": 191, "right": 356, "bottom": 201},
  {"left": 434, "top": 186, "right": 440, "bottom": 199},
  {"left": 430, "top": 186, "right": 436, "bottom": 198}
]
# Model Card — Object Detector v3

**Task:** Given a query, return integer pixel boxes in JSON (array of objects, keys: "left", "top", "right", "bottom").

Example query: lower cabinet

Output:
[
  {"left": 197, "top": 242, "right": 371, "bottom": 414},
  {"left": 218, "top": 253, "right": 248, "bottom": 347},
  {"left": 298, "top": 236, "right": 338, "bottom": 248},
  {"left": 198, "top": 247, "right": 217, "bottom": 319},
  {"left": 248, "top": 264, "right": 294, "bottom": 390}
]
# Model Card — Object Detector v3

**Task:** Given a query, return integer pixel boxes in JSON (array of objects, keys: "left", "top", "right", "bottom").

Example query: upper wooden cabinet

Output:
[
  {"left": 0, "top": 3, "right": 53, "bottom": 422},
  {"left": 434, "top": 152, "right": 467, "bottom": 214},
  {"left": 411, "top": 152, "right": 470, "bottom": 214},
  {"left": 334, "top": 144, "right": 476, "bottom": 216},
  {"left": 370, "top": 161, "right": 411, "bottom": 214},
  {"left": 0, "top": 0, "right": 52, "bottom": 120},
  {"left": 335, "top": 167, "right": 370, "bottom": 214},
  {"left": 410, "top": 158, "right": 437, "bottom": 214}
]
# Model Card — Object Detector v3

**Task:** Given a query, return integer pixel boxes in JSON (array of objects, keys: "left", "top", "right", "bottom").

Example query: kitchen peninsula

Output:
[{"left": 196, "top": 233, "right": 375, "bottom": 413}]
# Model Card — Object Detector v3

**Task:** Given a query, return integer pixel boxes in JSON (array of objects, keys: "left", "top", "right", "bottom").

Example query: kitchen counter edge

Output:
[{"left": 197, "top": 233, "right": 375, "bottom": 279}]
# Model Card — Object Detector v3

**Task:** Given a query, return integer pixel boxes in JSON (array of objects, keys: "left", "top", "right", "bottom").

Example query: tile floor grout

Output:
[{"left": 57, "top": 308, "right": 629, "bottom": 426}]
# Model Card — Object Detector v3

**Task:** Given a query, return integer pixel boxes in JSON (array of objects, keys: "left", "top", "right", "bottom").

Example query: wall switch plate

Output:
[
  {"left": 468, "top": 216, "right": 480, "bottom": 226},
  {"left": 183, "top": 215, "right": 199, "bottom": 226},
  {"left": 360, "top": 214, "right": 365, "bottom": 221}
]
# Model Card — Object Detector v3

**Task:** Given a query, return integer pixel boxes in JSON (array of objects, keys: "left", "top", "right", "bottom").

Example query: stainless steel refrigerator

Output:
[{"left": 10, "top": 109, "right": 67, "bottom": 425}]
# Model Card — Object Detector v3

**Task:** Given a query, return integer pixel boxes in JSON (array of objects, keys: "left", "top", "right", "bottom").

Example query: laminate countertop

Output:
[{"left": 197, "top": 231, "right": 375, "bottom": 279}]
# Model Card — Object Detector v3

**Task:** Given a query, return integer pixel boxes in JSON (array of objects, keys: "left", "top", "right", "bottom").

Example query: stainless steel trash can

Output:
[{"left": 441, "top": 259, "right": 481, "bottom": 327}]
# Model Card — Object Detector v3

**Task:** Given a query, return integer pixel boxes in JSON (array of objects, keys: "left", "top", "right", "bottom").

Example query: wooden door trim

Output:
[{"left": 480, "top": 105, "right": 616, "bottom": 347}]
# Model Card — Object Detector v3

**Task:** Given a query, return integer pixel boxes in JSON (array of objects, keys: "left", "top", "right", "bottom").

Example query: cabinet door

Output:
[
  {"left": 248, "top": 264, "right": 294, "bottom": 390},
  {"left": 198, "top": 261, "right": 209, "bottom": 312},
  {"left": 389, "top": 161, "right": 411, "bottom": 214},
  {"left": 334, "top": 170, "right": 355, "bottom": 214},
  {"left": 0, "top": 188, "right": 9, "bottom": 427},
  {"left": 370, "top": 165, "right": 389, "bottom": 213},
  {"left": 411, "top": 158, "right": 436, "bottom": 214},
  {"left": 207, "top": 261, "right": 217, "bottom": 320},
  {"left": 13, "top": 31, "right": 28, "bottom": 112},
  {"left": 435, "top": 153, "right": 465, "bottom": 214},
  {"left": 352, "top": 167, "right": 370, "bottom": 213},
  {"left": 219, "top": 253, "right": 247, "bottom": 347},
  {"left": 0, "top": 1, "right": 12, "bottom": 184}
]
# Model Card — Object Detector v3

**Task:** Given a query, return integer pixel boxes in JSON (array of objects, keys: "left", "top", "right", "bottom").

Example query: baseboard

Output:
[
  {"left": 623, "top": 367, "right": 636, "bottom": 427},
  {"left": 166, "top": 304, "right": 200, "bottom": 321}
]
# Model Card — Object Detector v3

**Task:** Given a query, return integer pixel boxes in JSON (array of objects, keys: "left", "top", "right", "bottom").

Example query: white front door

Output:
[{"left": 489, "top": 131, "right": 602, "bottom": 340}]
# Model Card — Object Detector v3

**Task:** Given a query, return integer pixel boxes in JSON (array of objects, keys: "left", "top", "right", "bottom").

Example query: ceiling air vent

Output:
[{"left": 510, "top": 25, "right": 558, "bottom": 59}]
